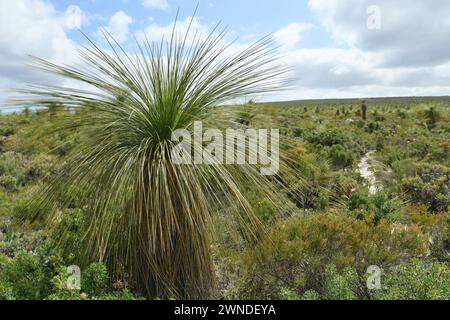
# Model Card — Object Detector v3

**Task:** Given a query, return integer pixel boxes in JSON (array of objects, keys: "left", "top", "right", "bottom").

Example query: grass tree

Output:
[
  {"left": 425, "top": 106, "right": 441, "bottom": 129},
  {"left": 361, "top": 100, "right": 368, "bottom": 120},
  {"left": 16, "top": 17, "right": 293, "bottom": 299}
]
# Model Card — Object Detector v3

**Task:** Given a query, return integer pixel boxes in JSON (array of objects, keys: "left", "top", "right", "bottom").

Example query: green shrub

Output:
[
  {"left": 324, "top": 265, "right": 359, "bottom": 300},
  {"left": 347, "top": 191, "right": 400, "bottom": 224},
  {"left": 375, "top": 135, "right": 385, "bottom": 151},
  {"left": 306, "top": 129, "right": 351, "bottom": 147},
  {"left": 81, "top": 263, "right": 110, "bottom": 296},
  {"left": 46, "top": 263, "right": 140, "bottom": 300},
  {"left": 39, "top": 208, "right": 86, "bottom": 264},
  {"left": 391, "top": 158, "right": 418, "bottom": 180},
  {"left": 365, "top": 122, "right": 380, "bottom": 133},
  {"left": 25, "top": 154, "right": 55, "bottom": 183},
  {"left": 347, "top": 190, "right": 371, "bottom": 212},
  {"left": 401, "top": 163, "right": 450, "bottom": 212},
  {"left": 0, "top": 253, "right": 15, "bottom": 299},
  {"left": 0, "top": 250, "right": 52, "bottom": 300},
  {"left": 404, "top": 205, "right": 448, "bottom": 259},
  {"left": 374, "top": 113, "right": 386, "bottom": 122},
  {"left": 46, "top": 266, "right": 83, "bottom": 300},
  {"left": 301, "top": 290, "right": 320, "bottom": 300},
  {"left": 370, "top": 192, "right": 401, "bottom": 224},
  {"left": 225, "top": 213, "right": 428, "bottom": 299},
  {"left": 279, "top": 287, "right": 300, "bottom": 300},
  {"left": 328, "top": 144, "right": 355, "bottom": 168},
  {"left": 0, "top": 230, "right": 45, "bottom": 258},
  {"left": 0, "top": 151, "right": 45, "bottom": 188},
  {"left": 288, "top": 185, "right": 329, "bottom": 210},
  {"left": 88, "top": 290, "right": 140, "bottom": 300},
  {"left": 0, "top": 175, "right": 18, "bottom": 192},
  {"left": 0, "top": 152, "right": 27, "bottom": 186},
  {"left": 429, "top": 142, "right": 450, "bottom": 165},
  {"left": 0, "top": 126, "right": 16, "bottom": 137},
  {"left": 374, "top": 259, "right": 450, "bottom": 300},
  {"left": 304, "top": 129, "right": 362, "bottom": 168},
  {"left": 397, "top": 110, "right": 407, "bottom": 119}
]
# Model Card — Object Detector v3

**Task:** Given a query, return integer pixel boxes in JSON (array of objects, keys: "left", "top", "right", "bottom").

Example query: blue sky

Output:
[
  {"left": 55, "top": 0, "right": 332, "bottom": 48},
  {"left": 1, "top": 0, "right": 450, "bottom": 105}
]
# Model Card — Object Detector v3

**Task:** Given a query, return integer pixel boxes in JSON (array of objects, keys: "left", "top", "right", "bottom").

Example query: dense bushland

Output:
[{"left": 0, "top": 98, "right": 449, "bottom": 300}]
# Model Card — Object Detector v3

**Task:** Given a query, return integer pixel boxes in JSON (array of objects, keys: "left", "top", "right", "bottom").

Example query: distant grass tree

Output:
[
  {"left": 15, "top": 18, "right": 291, "bottom": 299},
  {"left": 235, "top": 103, "right": 256, "bottom": 126},
  {"left": 424, "top": 106, "right": 441, "bottom": 129},
  {"left": 361, "top": 100, "right": 367, "bottom": 121}
]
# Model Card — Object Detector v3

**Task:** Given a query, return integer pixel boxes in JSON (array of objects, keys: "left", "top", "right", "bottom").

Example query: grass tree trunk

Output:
[
  {"left": 131, "top": 161, "right": 214, "bottom": 299},
  {"left": 361, "top": 101, "right": 367, "bottom": 121}
]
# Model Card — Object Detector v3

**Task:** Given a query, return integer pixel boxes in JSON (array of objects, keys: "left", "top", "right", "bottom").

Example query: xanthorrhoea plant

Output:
[{"left": 16, "top": 17, "right": 292, "bottom": 299}]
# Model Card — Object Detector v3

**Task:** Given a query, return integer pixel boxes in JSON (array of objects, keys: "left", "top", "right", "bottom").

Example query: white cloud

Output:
[
  {"left": 142, "top": 0, "right": 169, "bottom": 10},
  {"left": 136, "top": 16, "right": 209, "bottom": 43},
  {"left": 98, "top": 11, "right": 134, "bottom": 44},
  {"left": 276, "top": 44, "right": 450, "bottom": 99},
  {"left": 273, "top": 23, "right": 313, "bottom": 51},
  {"left": 308, "top": 0, "right": 450, "bottom": 67},
  {"left": 0, "top": 0, "right": 87, "bottom": 108},
  {"left": 64, "top": 5, "right": 84, "bottom": 30},
  {"left": 263, "top": 0, "right": 450, "bottom": 99},
  {"left": 0, "top": 1, "right": 78, "bottom": 78}
]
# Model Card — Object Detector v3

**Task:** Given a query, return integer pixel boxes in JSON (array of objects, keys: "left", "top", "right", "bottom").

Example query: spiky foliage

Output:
[
  {"left": 14, "top": 18, "right": 294, "bottom": 299},
  {"left": 235, "top": 103, "right": 256, "bottom": 126}
]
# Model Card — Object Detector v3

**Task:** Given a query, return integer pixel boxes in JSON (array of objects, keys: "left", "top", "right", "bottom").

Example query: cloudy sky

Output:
[{"left": 1, "top": 0, "right": 450, "bottom": 106}]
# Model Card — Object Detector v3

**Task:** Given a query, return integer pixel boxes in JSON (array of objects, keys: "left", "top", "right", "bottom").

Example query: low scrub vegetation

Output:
[{"left": 0, "top": 96, "right": 449, "bottom": 300}]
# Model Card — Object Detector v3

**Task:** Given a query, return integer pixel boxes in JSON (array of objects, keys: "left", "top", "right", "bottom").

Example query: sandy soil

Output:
[{"left": 358, "top": 151, "right": 379, "bottom": 195}]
